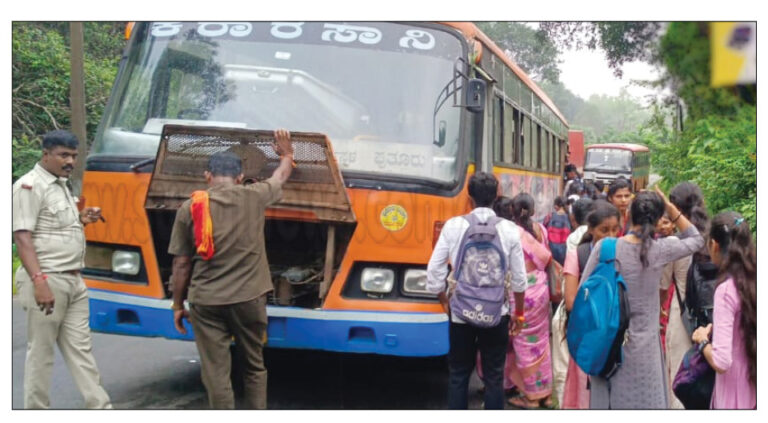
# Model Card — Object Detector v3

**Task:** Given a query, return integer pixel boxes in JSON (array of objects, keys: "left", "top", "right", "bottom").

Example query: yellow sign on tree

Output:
[{"left": 711, "top": 22, "right": 756, "bottom": 87}]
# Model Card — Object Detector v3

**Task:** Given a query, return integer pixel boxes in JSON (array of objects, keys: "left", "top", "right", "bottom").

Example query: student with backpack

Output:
[
  {"left": 550, "top": 197, "right": 594, "bottom": 408},
  {"left": 575, "top": 188, "right": 704, "bottom": 409},
  {"left": 426, "top": 173, "right": 528, "bottom": 410},
  {"left": 545, "top": 196, "right": 571, "bottom": 266},
  {"left": 561, "top": 201, "right": 620, "bottom": 409},
  {"left": 503, "top": 193, "right": 555, "bottom": 409},
  {"left": 690, "top": 212, "right": 756, "bottom": 409},
  {"left": 661, "top": 182, "right": 710, "bottom": 408}
]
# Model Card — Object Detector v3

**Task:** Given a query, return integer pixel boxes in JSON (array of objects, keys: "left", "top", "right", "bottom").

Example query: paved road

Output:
[{"left": 12, "top": 297, "right": 489, "bottom": 409}]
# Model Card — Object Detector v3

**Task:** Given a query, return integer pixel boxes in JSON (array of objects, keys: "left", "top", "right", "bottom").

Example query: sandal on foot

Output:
[
  {"left": 508, "top": 395, "right": 540, "bottom": 409},
  {"left": 540, "top": 397, "right": 555, "bottom": 409}
]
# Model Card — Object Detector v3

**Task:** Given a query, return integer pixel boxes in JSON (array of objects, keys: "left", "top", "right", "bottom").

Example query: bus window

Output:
[
  {"left": 493, "top": 95, "right": 503, "bottom": 163},
  {"left": 523, "top": 116, "right": 532, "bottom": 167},
  {"left": 94, "top": 22, "right": 465, "bottom": 185},
  {"left": 585, "top": 148, "right": 632, "bottom": 172},
  {"left": 551, "top": 135, "right": 557, "bottom": 174},
  {"left": 503, "top": 103, "right": 515, "bottom": 164},
  {"left": 519, "top": 115, "right": 526, "bottom": 167},
  {"left": 543, "top": 130, "right": 548, "bottom": 171},
  {"left": 512, "top": 108, "right": 520, "bottom": 165},
  {"left": 535, "top": 124, "right": 542, "bottom": 170}
]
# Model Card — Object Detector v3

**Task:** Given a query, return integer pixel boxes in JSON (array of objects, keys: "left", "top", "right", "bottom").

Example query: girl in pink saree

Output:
[
  {"left": 478, "top": 194, "right": 554, "bottom": 408},
  {"left": 506, "top": 193, "right": 554, "bottom": 408}
]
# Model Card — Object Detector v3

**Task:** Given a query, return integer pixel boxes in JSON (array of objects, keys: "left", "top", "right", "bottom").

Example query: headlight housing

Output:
[
  {"left": 112, "top": 250, "right": 141, "bottom": 275},
  {"left": 360, "top": 268, "right": 395, "bottom": 293},
  {"left": 402, "top": 269, "right": 436, "bottom": 296}
]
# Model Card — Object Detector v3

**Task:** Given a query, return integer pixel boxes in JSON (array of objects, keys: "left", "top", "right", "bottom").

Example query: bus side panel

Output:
[{"left": 494, "top": 167, "right": 561, "bottom": 221}]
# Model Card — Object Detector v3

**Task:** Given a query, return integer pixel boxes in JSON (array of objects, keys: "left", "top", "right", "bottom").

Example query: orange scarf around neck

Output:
[{"left": 190, "top": 190, "right": 214, "bottom": 260}]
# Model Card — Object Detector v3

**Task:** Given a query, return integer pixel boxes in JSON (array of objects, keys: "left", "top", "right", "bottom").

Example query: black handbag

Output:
[{"left": 672, "top": 344, "right": 715, "bottom": 409}]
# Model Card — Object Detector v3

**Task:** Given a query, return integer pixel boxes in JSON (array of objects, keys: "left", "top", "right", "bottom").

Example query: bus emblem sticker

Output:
[{"left": 380, "top": 205, "right": 408, "bottom": 232}]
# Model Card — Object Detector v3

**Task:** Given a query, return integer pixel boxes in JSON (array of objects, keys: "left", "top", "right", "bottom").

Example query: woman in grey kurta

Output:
[{"left": 579, "top": 189, "right": 704, "bottom": 409}]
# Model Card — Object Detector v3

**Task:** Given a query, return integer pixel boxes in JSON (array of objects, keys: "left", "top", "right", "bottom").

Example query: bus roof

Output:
[
  {"left": 586, "top": 143, "right": 650, "bottom": 153},
  {"left": 443, "top": 22, "right": 569, "bottom": 127}
]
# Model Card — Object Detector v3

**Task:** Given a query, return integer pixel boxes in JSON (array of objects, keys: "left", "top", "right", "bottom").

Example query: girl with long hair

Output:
[
  {"left": 583, "top": 188, "right": 704, "bottom": 409},
  {"left": 691, "top": 212, "right": 756, "bottom": 409},
  {"left": 607, "top": 177, "right": 632, "bottom": 236},
  {"left": 661, "top": 181, "right": 710, "bottom": 408},
  {"left": 560, "top": 200, "right": 620, "bottom": 409},
  {"left": 504, "top": 193, "right": 554, "bottom": 408}
]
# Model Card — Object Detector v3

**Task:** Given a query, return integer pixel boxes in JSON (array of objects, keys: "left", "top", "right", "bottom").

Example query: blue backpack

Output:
[
  {"left": 566, "top": 237, "right": 630, "bottom": 379},
  {"left": 449, "top": 213, "right": 507, "bottom": 328}
]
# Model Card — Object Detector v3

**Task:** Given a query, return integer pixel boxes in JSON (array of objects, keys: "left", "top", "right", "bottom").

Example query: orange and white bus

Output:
[{"left": 81, "top": 22, "right": 568, "bottom": 357}]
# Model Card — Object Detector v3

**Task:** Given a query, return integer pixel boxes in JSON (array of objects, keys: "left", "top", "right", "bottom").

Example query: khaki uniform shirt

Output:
[
  {"left": 12, "top": 163, "right": 86, "bottom": 272},
  {"left": 168, "top": 178, "right": 283, "bottom": 306}
]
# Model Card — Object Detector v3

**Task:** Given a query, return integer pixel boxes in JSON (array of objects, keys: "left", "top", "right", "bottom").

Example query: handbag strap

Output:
[{"left": 670, "top": 274, "right": 686, "bottom": 316}]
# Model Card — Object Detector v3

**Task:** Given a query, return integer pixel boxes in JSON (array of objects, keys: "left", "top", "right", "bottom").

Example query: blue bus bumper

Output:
[{"left": 87, "top": 289, "right": 449, "bottom": 357}]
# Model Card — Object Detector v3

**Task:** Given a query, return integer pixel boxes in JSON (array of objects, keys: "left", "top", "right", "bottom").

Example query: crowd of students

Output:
[{"left": 428, "top": 170, "right": 757, "bottom": 410}]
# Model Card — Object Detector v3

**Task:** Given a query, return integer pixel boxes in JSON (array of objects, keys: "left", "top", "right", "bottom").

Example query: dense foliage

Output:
[
  {"left": 648, "top": 106, "right": 756, "bottom": 234},
  {"left": 12, "top": 22, "right": 125, "bottom": 181},
  {"left": 649, "top": 23, "right": 757, "bottom": 235},
  {"left": 476, "top": 22, "right": 562, "bottom": 83}
]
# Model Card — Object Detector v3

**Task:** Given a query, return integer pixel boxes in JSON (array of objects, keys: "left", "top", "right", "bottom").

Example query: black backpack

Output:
[{"left": 681, "top": 252, "right": 718, "bottom": 335}]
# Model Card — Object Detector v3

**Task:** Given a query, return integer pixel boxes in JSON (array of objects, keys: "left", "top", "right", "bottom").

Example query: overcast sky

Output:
[
  {"left": 524, "top": 22, "right": 664, "bottom": 105},
  {"left": 558, "top": 47, "right": 662, "bottom": 103}
]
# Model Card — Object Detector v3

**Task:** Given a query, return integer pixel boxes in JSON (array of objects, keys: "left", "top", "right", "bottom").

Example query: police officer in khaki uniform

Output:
[{"left": 12, "top": 130, "right": 112, "bottom": 409}]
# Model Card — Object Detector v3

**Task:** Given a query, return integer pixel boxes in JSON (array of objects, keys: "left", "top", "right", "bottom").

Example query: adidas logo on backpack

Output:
[
  {"left": 449, "top": 213, "right": 508, "bottom": 328},
  {"left": 566, "top": 237, "right": 630, "bottom": 379}
]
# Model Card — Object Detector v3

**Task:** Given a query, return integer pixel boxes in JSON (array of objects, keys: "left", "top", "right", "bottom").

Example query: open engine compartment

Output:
[{"left": 145, "top": 125, "right": 356, "bottom": 307}]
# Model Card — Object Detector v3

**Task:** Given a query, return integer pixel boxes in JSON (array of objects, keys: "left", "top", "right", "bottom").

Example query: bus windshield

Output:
[
  {"left": 92, "top": 22, "right": 465, "bottom": 185},
  {"left": 584, "top": 148, "right": 632, "bottom": 172}
]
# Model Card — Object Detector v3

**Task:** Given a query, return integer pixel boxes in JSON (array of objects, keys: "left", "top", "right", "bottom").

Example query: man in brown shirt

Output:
[{"left": 168, "top": 129, "right": 294, "bottom": 409}]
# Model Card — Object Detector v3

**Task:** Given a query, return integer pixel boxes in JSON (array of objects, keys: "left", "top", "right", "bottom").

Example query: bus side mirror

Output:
[{"left": 465, "top": 78, "right": 486, "bottom": 113}]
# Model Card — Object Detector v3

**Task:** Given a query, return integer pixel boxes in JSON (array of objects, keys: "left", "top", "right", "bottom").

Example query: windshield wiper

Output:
[{"left": 130, "top": 157, "right": 155, "bottom": 172}]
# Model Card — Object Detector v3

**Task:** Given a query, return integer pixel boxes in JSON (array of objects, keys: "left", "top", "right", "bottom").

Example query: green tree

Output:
[
  {"left": 12, "top": 22, "right": 125, "bottom": 180},
  {"left": 539, "top": 22, "right": 663, "bottom": 78},
  {"left": 476, "top": 22, "right": 562, "bottom": 83}
]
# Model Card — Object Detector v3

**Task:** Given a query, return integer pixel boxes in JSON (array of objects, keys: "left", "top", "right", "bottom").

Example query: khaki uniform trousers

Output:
[
  {"left": 17, "top": 270, "right": 112, "bottom": 409},
  {"left": 189, "top": 296, "right": 268, "bottom": 409}
]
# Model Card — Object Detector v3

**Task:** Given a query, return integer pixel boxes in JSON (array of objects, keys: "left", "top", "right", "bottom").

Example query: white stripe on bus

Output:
[{"left": 87, "top": 289, "right": 448, "bottom": 324}]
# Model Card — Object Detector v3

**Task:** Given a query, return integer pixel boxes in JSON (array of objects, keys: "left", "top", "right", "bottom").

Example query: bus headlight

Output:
[
  {"left": 583, "top": 171, "right": 595, "bottom": 181},
  {"left": 402, "top": 269, "right": 436, "bottom": 296},
  {"left": 112, "top": 250, "right": 141, "bottom": 275},
  {"left": 361, "top": 268, "right": 395, "bottom": 293}
]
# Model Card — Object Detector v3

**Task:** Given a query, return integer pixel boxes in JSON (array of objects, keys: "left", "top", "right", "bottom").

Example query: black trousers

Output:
[{"left": 447, "top": 315, "right": 509, "bottom": 409}]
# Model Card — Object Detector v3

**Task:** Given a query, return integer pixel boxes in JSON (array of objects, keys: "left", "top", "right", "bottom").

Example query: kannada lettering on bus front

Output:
[
  {"left": 332, "top": 139, "right": 436, "bottom": 180},
  {"left": 148, "top": 22, "right": 441, "bottom": 55}
]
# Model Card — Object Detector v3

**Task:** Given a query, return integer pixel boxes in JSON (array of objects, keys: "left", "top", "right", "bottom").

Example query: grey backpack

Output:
[{"left": 449, "top": 213, "right": 508, "bottom": 328}]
